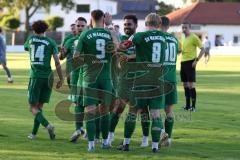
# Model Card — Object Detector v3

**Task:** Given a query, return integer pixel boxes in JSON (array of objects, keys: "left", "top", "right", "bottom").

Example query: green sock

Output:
[
  {"left": 86, "top": 113, "right": 96, "bottom": 141},
  {"left": 141, "top": 112, "right": 150, "bottom": 137},
  {"left": 165, "top": 117, "right": 174, "bottom": 138},
  {"left": 100, "top": 113, "right": 110, "bottom": 139},
  {"left": 124, "top": 113, "right": 137, "bottom": 138},
  {"left": 36, "top": 111, "right": 49, "bottom": 128},
  {"left": 109, "top": 112, "right": 120, "bottom": 132},
  {"left": 95, "top": 116, "right": 100, "bottom": 139},
  {"left": 32, "top": 116, "right": 40, "bottom": 135},
  {"left": 32, "top": 109, "right": 42, "bottom": 135},
  {"left": 75, "top": 105, "right": 84, "bottom": 130},
  {"left": 151, "top": 118, "right": 163, "bottom": 142}
]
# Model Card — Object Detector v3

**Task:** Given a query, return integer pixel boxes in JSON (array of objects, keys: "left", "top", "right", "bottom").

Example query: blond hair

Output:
[{"left": 145, "top": 13, "right": 161, "bottom": 27}]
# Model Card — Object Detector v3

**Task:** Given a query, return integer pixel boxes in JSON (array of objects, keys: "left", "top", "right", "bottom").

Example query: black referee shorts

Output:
[{"left": 180, "top": 59, "right": 196, "bottom": 82}]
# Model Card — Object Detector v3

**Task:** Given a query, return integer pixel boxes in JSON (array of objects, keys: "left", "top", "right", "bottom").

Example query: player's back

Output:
[
  {"left": 163, "top": 32, "right": 179, "bottom": 82},
  {"left": 131, "top": 30, "right": 166, "bottom": 63},
  {"left": 77, "top": 28, "right": 114, "bottom": 80},
  {"left": 24, "top": 35, "right": 58, "bottom": 78}
]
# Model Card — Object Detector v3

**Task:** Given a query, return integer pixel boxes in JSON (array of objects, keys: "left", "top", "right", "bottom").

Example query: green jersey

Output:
[
  {"left": 120, "top": 35, "right": 135, "bottom": 56},
  {"left": 163, "top": 32, "right": 179, "bottom": 82},
  {"left": 130, "top": 30, "right": 167, "bottom": 101},
  {"left": 24, "top": 35, "right": 58, "bottom": 78},
  {"left": 75, "top": 28, "right": 114, "bottom": 81},
  {"left": 62, "top": 33, "right": 75, "bottom": 46},
  {"left": 64, "top": 36, "right": 79, "bottom": 73},
  {"left": 64, "top": 36, "right": 79, "bottom": 59},
  {"left": 131, "top": 30, "right": 166, "bottom": 63}
]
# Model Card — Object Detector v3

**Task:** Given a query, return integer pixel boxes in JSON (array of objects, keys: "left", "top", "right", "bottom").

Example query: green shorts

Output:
[
  {"left": 117, "top": 78, "right": 134, "bottom": 100},
  {"left": 117, "top": 71, "right": 136, "bottom": 100},
  {"left": 28, "top": 78, "right": 53, "bottom": 105},
  {"left": 82, "top": 78, "right": 113, "bottom": 106},
  {"left": 136, "top": 96, "right": 165, "bottom": 109},
  {"left": 164, "top": 82, "right": 177, "bottom": 106}
]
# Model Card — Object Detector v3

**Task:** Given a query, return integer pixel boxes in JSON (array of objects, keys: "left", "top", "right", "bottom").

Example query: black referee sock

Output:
[
  {"left": 190, "top": 88, "right": 196, "bottom": 108},
  {"left": 184, "top": 87, "right": 191, "bottom": 108}
]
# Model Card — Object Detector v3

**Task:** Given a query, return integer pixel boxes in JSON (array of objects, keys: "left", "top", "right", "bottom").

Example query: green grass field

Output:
[{"left": 0, "top": 54, "right": 240, "bottom": 160}]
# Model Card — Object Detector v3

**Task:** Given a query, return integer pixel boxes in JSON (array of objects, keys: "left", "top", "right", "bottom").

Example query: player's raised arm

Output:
[{"left": 104, "top": 12, "right": 119, "bottom": 54}]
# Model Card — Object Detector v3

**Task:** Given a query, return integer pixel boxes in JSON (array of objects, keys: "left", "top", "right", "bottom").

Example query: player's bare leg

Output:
[
  {"left": 1, "top": 63, "right": 13, "bottom": 83},
  {"left": 28, "top": 103, "right": 55, "bottom": 140}
]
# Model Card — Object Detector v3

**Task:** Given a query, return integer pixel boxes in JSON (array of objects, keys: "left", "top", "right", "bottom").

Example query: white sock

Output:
[
  {"left": 142, "top": 136, "right": 148, "bottom": 142},
  {"left": 123, "top": 138, "right": 130, "bottom": 145},
  {"left": 46, "top": 124, "right": 52, "bottom": 129},
  {"left": 88, "top": 141, "right": 95, "bottom": 149},
  {"left": 76, "top": 129, "right": 82, "bottom": 134},
  {"left": 102, "top": 139, "right": 108, "bottom": 145},
  {"left": 160, "top": 129, "right": 165, "bottom": 137},
  {"left": 108, "top": 132, "right": 114, "bottom": 140},
  {"left": 152, "top": 142, "right": 159, "bottom": 149}
]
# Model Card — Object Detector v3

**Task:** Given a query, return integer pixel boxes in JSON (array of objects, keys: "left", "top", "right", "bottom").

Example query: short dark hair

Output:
[
  {"left": 91, "top": 9, "right": 104, "bottom": 21},
  {"left": 32, "top": 20, "right": 48, "bottom": 34},
  {"left": 77, "top": 17, "right": 87, "bottom": 23},
  {"left": 182, "top": 21, "right": 191, "bottom": 27},
  {"left": 71, "top": 23, "right": 76, "bottom": 27},
  {"left": 114, "top": 25, "right": 119, "bottom": 28},
  {"left": 124, "top": 14, "right": 138, "bottom": 24},
  {"left": 161, "top": 16, "right": 170, "bottom": 27}
]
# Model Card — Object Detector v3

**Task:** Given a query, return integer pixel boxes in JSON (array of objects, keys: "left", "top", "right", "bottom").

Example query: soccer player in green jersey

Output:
[
  {"left": 108, "top": 14, "right": 150, "bottom": 147},
  {"left": 60, "top": 17, "right": 88, "bottom": 142},
  {"left": 119, "top": 13, "right": 168, "bottom": 153},
  {"left": 60, "top": 23, "right": 77, "bottom": 87},
  {"left": 62, "top": 23, "right": 77, "bottom": 47},
  {"left": 74, "top": 10, "right": 116, "bottom": 152},
  {"left": 24, "top": 20, "right": 64, "bottom": 140},
  {"left": 160, "top": 16, "right": 181, "bottom": 147}
]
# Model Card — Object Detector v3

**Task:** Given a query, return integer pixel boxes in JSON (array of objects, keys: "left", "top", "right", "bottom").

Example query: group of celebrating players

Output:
[{"left": 24, "top": 9, "right": 181, "bottom": 153}]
